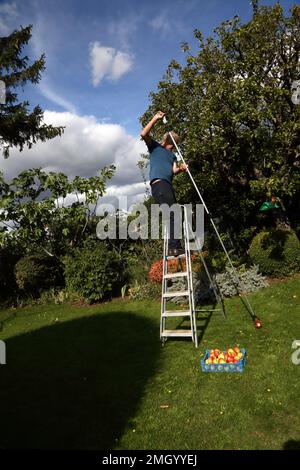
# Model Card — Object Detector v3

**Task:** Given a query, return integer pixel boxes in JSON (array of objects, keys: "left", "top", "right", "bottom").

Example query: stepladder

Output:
[{"left": 160, "top": 205, "right": 225, "bottom": 348}]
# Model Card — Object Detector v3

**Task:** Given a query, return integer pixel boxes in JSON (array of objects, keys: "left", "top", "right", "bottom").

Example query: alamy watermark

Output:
[
  {"left": 291, "top": 340, "right": 300, "bottom": 365},
  {"left": 96, "top": 200, "right": 204, "bottom": 250},
  {"left": 0, "top": 80, "right": 6, "bottom": 104},
  {"left": 291, "top": 80, "right": 300, "bottom": 105},
  {"left": 0, "top": 340, "right": 6, "bottom": 365}
]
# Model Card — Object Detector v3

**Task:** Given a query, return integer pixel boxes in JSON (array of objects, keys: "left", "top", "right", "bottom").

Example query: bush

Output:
[
  {"left": 128, "top": 282, "right": 161, "bottom": 300},
  {"left": 0, "top": 246, "right": 22, "bottom": 302},
  {"left": 249, "top": 229, "right": 300, "bottom": 276},
  {"left": 215, "top": 265, "right": 268, "bottom": 297},
  {"left": 148, "top": 255, "right": 202, "bottom": 284},
  {"left": 63, "top": 242, "right": 125, "bottom": 303},
  {"left": 14, "top": 254, "right": 64, "bottom": 296},
  {"left": 148, "top": 259, "right": 178, "bottom": 283}
]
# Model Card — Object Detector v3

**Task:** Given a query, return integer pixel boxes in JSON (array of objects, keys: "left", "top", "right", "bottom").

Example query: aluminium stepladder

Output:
[{"left": 160, "top": 205, "right": 225, "bottom": 348}]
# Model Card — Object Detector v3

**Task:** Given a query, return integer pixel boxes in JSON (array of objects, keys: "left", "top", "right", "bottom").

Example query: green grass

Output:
[{"left": 1, "top": 278, "right": 300, "bottom": 450}]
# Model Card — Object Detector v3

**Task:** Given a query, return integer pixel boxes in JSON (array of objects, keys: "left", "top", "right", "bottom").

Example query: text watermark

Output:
[
  {"left": 291, "top": 340, "right": 300, "bottom": 365},
  {"left": 96, "top": 202, "right": 204, "bottom": 250},
  {"left": 0, "top": 340, "right": 6, "bottom": 365},
  {"left": 0, "top": 80, "right": 6, "bottom": 104}
]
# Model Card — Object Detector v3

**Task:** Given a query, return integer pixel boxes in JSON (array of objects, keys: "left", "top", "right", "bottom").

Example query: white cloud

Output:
[
  {"left": 0, "top": 1, "right": 18, "bottom": 35},
  {"left": 107, "top": 15, "right": 140, "bottom": 51},
  {"left": 1, "top": 110, "right": 147, "bottom": 206},
  {"left": 148, "top": 12, "right": 186, "bottom": 38},
  {"left": 89, "top": 41, "right": 133, "bottom": 86},
  {"left": 38, "top": 80, "right": 77, "bottom": 114}
]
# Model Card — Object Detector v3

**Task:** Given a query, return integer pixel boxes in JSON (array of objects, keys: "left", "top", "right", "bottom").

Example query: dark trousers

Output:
[{"left": 151, "top": 179, "right": 181, "bottom": 249}]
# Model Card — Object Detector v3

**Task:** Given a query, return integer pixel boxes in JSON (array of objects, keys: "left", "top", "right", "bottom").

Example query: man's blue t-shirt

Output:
[{"left": 147, "top": 139, "right": 177, "bottom": 184}]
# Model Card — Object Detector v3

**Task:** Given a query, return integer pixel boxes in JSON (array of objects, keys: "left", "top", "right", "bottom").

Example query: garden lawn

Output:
[{"left": 1, "top": 278, "right": 300, "bottom": 450}]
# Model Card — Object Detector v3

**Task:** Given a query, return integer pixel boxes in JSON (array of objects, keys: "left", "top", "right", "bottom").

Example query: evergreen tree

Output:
[{"left": 0, "top": 25, "right": 64, "bottom": 159}]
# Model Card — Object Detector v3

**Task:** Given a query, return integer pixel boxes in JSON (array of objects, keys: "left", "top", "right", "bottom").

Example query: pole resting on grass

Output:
[{"left": 164, "top": 120, "right": 261, "bottom": 328}]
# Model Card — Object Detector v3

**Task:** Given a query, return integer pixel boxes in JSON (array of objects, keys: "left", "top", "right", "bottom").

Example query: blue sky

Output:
[{"left": 0, "top": 0, "right": 297, "bottom": 207}]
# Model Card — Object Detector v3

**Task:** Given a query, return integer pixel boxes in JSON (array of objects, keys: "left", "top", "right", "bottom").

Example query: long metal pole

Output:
[{"left": 167, "top": 130, "right": 260, "bottom": 323}]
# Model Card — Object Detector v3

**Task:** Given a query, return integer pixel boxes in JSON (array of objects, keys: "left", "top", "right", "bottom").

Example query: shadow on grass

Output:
[
  {"left": 0, "top": 311, "right": 160, "bottom": 449},
  {"left": 283, "top": 440, "right": 300, "bottom": 450}
]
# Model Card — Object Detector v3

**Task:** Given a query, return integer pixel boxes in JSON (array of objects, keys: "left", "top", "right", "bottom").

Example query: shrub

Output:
[
  {"left": 14, "top": 254, "right": 63, "bottom": 296},
  {"left": 215, "top": 265, "right": 268, "bottom": 297},
  {"left": 148, "top": 259, "right": 178, "bottom": 283},
  {"left": 249, "top": 229, "right": 300, "bottom": 276},
  {"left": 128, "top": 282, "right": 161, "bottom": 300},
  {"left": 63, "top": 242, "right": 124, "bottom": 303},
  {"left": 0, "top": 246, "right": 22, "bottom": 302},
  {"left": 148, "top": 254, "right": 201, "bottom": 284}
]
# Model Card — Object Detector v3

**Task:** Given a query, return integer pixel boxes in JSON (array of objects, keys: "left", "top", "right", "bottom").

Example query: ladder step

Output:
[
  {"left": 166, "top": 253, "right": 186, "bottom": 260},
  {"left": 161, "top": 329, "right": 193, "bottom": 337},
  {"left": 164, "top": 271, "right": 188, "bottom": 279},
  {"left": 162, "top": 310, "right": 191, "bottom": 317},
  {"left": 163, "top": 290, "right": 189, "bottom": 298}
]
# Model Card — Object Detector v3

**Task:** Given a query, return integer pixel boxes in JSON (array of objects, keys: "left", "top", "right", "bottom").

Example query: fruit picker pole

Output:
[{"left": 163, "top": 117, "right": 261, "bottom": 327}]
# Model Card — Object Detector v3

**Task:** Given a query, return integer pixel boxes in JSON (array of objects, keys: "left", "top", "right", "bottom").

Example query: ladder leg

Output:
[{"left": 183, "top": 208, "right": 198, "bottom": 347}]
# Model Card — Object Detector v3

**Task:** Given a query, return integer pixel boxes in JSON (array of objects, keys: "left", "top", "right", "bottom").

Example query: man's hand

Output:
[
  {"left": 153, "top": 111, "right": 165, "bottom": 121},
  {"left": 173, "top": 163, "right": 188, "bottom": 175},
  {"left": 140, "top": 111, "right": 165, "bottom": 143},
  {"left": 180, "top": 163, "right": 188, "bottom": 172}
]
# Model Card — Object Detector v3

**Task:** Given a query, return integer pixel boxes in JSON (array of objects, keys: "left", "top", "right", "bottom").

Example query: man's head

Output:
[{"left": 161, "top": 131, "right": 179, "bottom": 151}]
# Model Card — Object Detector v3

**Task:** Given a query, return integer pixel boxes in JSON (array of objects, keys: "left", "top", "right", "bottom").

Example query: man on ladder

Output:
[{"left": 140, "top": 111, "right": 188, "bottom": 257}]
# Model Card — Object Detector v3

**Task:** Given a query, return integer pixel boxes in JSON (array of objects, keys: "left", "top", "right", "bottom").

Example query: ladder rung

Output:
[
  {"left": 163, "top": 290, "right": 189, "bottom": 297},
  {"left": 166, "top": 253, "right": 186, "bottom": 260},
  {"left": 161, "top": 329, "right": 193, "bottom": 337},
  {"left": 162, "top": 310, "right": 191, "bottom": 317},
  {"left": 164, "top": 271, "right": 188, "bottom": 279}
]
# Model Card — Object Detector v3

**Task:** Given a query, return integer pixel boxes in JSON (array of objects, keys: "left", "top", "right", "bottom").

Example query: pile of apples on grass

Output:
[{"left": 205, "top": 347, "right": 243, "bottom": 365}]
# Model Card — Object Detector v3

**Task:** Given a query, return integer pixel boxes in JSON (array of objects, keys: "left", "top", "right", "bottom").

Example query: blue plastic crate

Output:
[{"left": 200, "top": 348, "right": 246, "bottom": 373}]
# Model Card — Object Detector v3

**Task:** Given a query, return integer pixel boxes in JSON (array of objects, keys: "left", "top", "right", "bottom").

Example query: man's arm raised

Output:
[{"left": 140, "top": 111, "right": 165, "bottom": 147}]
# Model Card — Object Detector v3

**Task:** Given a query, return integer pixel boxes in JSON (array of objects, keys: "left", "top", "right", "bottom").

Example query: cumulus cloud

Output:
[
  {"left": 1, "top": 110, "right": 148, "bottom": 206},
  {"left": 89, "top": 41, "right": 133, "bottom": 86}
]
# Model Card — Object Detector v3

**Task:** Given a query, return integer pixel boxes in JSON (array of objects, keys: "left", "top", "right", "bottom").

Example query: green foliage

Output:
[
  {"left": 63, "top": 241, "right": 125, "bottom": 303},
  {"left": 0, "top": 25, "right": 64, "bottom": 158},
  {"left": 128, "top": 281, "right": 161, "bottom": 301},
  {"left": 0, "top": 166, "right": 115, "bottom": 255},
  {"left": 215, "top": 265, "right": 268, "bottom": 297},
  {"left": 0, "top": 244, "right": 23, "bottom": 301},
  {"left": 249, "top": 229, "right": 300, "bottom": 275},
  {"left": 14, "top": 254, "right": 64, "bottom": 295},
  {"left": 140, "top": 4, "right": 300, "bottom": 247},
  {"left": 35, "top": 288, "right": 80, "bottom": 305}
]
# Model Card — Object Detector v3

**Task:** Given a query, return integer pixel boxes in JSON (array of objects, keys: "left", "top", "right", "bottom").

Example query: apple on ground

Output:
[{"left": 227, "top": 348, "right": 235, "bottom": 357}]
